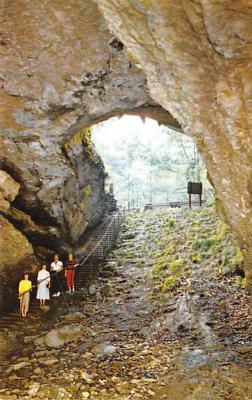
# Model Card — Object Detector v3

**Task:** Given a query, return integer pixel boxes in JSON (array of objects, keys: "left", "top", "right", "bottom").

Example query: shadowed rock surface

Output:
[
  {"left": 0, "top": 171, "right": 34, "bottom": 312},
  {"left": 0, "top": 0, "right": 252, "bottom": 312},
  {"left": 0, "top": 0, "right": 176, "bottom": 312}
]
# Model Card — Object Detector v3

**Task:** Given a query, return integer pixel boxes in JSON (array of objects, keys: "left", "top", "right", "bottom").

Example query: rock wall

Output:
[
  {"left": 0, "top": 0, "right": 176, "bottom": 312},
  {"left": 0, "top": 171, "right": 34, "bottom": 312},
  {"left": 95, "top": 0, "right": 252, "bottom": 298},
  {"left": 1, "top": 0, "right": 252, "bottom": 310},
  {"left": 0, "top": 129, "right": 105, "bottom": 312}
]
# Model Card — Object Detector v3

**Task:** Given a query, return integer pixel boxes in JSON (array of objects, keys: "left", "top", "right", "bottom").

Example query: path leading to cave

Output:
[{"left": 0, "top": 208, "right": 251, "bottom": 400}]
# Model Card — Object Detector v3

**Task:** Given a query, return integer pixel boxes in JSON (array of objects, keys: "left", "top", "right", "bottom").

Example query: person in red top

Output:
[{"left": 65, "top": 253, "right": 80, "bottom": 292}]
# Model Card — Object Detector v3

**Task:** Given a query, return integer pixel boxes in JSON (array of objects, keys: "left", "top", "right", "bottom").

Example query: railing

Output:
[
  {"left": 144, "top": 200, "right": 206, "bottom": 210},
  {"left": 80, "top": 210, "right": 125, "bottom": 266},
  {"left": 16, "top": 210, "right": 127, "bottom": 301}
]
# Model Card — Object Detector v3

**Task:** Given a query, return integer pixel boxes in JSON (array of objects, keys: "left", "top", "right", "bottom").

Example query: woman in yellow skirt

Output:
[{"left": 18, "top": 273, "right": 32, "bottom": 317}]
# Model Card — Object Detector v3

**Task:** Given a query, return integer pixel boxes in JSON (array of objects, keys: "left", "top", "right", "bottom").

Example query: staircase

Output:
[
  {"left": 75, "top": 211, "right": 125, "bottom": 289},
  {"left": 0, "top": 211, "right": 126, "bottom": 332},
  {"left": 75, "top": 255, "right": 103, "bottom": 290},
  {"left": 0, "top": 299, "right": 42, "bottom": 332}
]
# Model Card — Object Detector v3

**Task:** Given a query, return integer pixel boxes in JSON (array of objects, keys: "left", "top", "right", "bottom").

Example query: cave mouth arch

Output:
[
  {"left": 89, "top": 114, "right": 212, "bottom": 209},
  {"left": 65, "top": 105, "right": 183, "bottom": 143}
]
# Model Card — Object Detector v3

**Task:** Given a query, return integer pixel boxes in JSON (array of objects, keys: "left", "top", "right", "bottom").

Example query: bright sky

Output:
[
  {"left": 91, "top": 115, "right": 171, "bottom": 151},
  {"left": 90, "top": 115, "right": 210, "bottom": 205}
]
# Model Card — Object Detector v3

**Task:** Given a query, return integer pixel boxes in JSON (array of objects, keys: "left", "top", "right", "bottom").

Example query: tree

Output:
[{"left": 91, "top": 116, "right": 213, "bottom": 206}]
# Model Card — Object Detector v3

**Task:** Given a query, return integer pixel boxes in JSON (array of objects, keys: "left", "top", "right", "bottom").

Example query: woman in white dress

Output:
[{"left": 36, "top": 264, "right": 50, "bottom": 307}]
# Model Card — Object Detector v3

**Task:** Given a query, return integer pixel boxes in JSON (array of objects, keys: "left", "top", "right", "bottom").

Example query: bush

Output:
[
  {"left": 162, "top": 276, "right": 178, "bottom": 292},
  {"left": 192, "top": 238, "right": 216, "bottom": 252},
  {"left": 168, "top": 259, "right": 184, "bottom": 274},
  {"left": 122, "top": 231, "right": 136, "bottom": 240}
]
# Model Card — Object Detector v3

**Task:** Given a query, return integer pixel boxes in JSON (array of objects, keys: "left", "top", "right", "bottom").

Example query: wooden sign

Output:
[{"left": 187, "top": 181, "right": 202, "bottom": 208}]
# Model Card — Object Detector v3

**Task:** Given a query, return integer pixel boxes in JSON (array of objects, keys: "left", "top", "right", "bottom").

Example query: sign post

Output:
[{"left": 187, "top": 182, "right": 203, "bottom": 208}]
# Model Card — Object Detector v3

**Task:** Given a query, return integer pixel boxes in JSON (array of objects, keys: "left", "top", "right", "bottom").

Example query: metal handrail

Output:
[
  {"left": 80, "top": 211, "right": 124, "bottom": 267},
  {"left": 18, "top": 211, "right": 126, "bottom": 299}
]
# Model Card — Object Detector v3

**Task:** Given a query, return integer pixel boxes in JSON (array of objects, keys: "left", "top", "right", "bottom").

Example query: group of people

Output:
[{"left": 18, "top": 253, "right": 80, "bottom": 317}]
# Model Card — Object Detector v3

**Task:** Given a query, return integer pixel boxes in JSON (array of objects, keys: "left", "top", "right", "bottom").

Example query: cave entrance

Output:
[{"left": 90, "top": 115, "right": 213, "bottom": 209}]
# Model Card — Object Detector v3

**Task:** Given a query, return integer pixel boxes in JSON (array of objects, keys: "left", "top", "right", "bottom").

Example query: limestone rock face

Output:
[
  {"left": 95, "top": 0, "right": 252, "bottom": 293},
  {"left": 0, "top": 214, "right": 34, "bottom": 312},
  {"left": 0, "top": 170, "right": 20, "bottom": 213},
  {"left": 0, "top": 214, "right": 33, "bottom": 269},
  {"left": 0, "top": 171, "right": 34, "bottom": 312},
  {"left": 1, "top": 128, "right": 106, "bottom": 257},
  {"left": 0, "top": 0, "right": 176, "bottom": 311},
  {"left": 1, "top": 0, "right": 252, "bottom": 309},
  {"left": 0, "top": 0, "right": 172, "bottom": 247}
]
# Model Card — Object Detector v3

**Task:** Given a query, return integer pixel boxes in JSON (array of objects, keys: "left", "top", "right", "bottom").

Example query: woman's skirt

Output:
[
  {"left": 20, "top": 292, "right": 30, "bottom": 312},
  {"left": 36, "top": 280, "right": 50, "bottom": 300}
]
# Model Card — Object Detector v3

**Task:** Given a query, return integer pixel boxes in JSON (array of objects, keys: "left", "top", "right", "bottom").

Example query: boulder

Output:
[
  {"left": 13, "top": 361, "right": 29, "bottom": 371},
  {"left": 0, "top": 171, "right": 20, "bottom": 213},
  {"left": 88, "top": 284, "right": 97, "bottom": 296},
  {"left": 35, "top": 323, "right": 83, "bottom": 348},
  {"left": 93, "top": 343, "right": 117, "bottom": 356},
  {"left": 0, "top": 214, "right": 34, "bottom": 313},
  {"left": 28, "top": 382, "right": 40, "bottom": 397},
  {"left": 0, "top": 215, "right": 33, "bottom": 262},
  {"left": 37, "top": 385, "right": 69, "bottom": 400}
]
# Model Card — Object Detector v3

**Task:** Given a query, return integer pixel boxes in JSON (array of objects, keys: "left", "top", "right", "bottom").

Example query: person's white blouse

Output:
[
  {"left": 37, "top": 270, "right": 50, "bottom": 282},
  {"left": 50, "top": 261, "right": 63, "bottom": 271}
]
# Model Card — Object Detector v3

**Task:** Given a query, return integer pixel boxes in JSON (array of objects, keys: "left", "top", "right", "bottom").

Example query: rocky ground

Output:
[{"left": 0, "top": 207, "right": 251, "bottom": 400}]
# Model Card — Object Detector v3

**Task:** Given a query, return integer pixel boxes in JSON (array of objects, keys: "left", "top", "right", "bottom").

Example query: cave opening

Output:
[{"left": 90, "top": 115, "right": 213, "bottom": 209}]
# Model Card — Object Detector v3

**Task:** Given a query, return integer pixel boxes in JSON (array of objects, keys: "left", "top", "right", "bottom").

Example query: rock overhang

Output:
[{"left": 0, "top": 0, "right": 252, "bottom": 311}]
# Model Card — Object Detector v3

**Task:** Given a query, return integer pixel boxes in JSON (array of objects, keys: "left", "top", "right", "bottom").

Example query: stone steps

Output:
[
  {"left": 75, "top": 213, "right": 124, "bottom": 288},
  {"left": 0, "top": 300, "right": 43, "bottom": 332},
  {"left": 0, "top": 212, "right": 125, "bottom": 332}
]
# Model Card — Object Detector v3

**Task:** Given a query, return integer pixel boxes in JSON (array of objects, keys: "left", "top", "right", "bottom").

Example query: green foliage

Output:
[
  {"left": 82, "top": 185, "right": 92, "bottom": 197},
  {"left": 236, "top": 276, "right": 243, "bottom": 288},
  {"left": 121, "top": 231, "right": 136, "bottom": 240},
  {"left": 82, "top": 185, "right": 92, "bottom": 206},
  {"left": 231, "top": 247, "right": 244, "bottom": 266},
  {"left": 65, "top": 128, "right": 100, "bottom": 165},
  {"left": 162, "top": 276, "right": 178, "bottom": 292},
  {"left": 117, "top": 206, "right": 244, "bottom": 303},
  {"left": 122, "top": 212, "right": 139, "bottom": 231},
  {"left": 150, "top": 206, "right": 244, "bottom": 297},
  {"left": 192, "top": 238, "right": 216, "bottom": 252},
  {"left": 151, "top": 212, "right": 187, "bottom": 293},
  {"left": 91, "top": 117, "right": 213, "bottom": 207},
  {"left": 190, "top": 253, "right": 201, "bottom": 263},
  {"left": 65, "top": 130, "right": 84, "bottom": 149},
  {"left": 163, "top": 244, "right": 175, "bottom": 256},
  {"left": 166, "top": 217, "right": 175, "bottom": 227},
  {"left": 168, "top": 259, "right": 184, "bottom": 274}
]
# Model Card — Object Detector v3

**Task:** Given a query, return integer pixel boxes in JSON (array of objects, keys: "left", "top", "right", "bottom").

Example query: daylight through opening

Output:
[{"left": 91, "top": 115, "right": 213, "bottom": 209}]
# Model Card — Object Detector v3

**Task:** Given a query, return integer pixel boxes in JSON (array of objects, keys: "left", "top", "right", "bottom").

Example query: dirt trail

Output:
[{"left": 0, "top": 208, "right": 251, "bottom": 400}]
